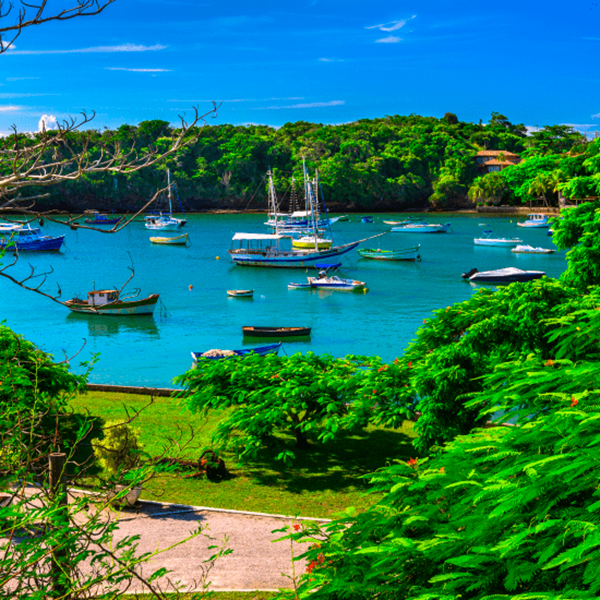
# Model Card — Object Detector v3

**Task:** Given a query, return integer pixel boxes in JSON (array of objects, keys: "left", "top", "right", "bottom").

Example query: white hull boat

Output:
[
  {"left": 392, "top": 222, "right": 451, "bottom": 233},
  {"left": 474, "top": 230, "right": 522, "bottom": 247},
  {"left": 511, "top": 245, "right": 556, "bottom": 254},
  {"left": 463, "top": 267, "right": 545, "bottom": 284}
]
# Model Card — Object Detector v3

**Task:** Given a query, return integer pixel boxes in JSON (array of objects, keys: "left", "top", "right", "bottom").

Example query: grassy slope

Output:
[{"left": 71, "top": 391, "right": 416, "bottom": 519}]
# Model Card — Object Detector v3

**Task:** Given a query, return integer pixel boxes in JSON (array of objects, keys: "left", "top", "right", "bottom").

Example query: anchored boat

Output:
[{"left": 65, "top": 289, "right": 159, "bottom": 315}]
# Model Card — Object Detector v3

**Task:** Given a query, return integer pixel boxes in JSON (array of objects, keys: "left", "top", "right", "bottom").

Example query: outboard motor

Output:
[{"left": 462, "top": 268, "right": 478, "bottom": 280}]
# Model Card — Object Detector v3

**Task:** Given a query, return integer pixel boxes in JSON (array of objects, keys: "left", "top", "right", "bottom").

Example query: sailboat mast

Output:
[
  {"left": 268, "top": 170, "right": 279, "bottom": 236},
  {"left": 167, "top": 169, "right": 173, "bottom": 215}
]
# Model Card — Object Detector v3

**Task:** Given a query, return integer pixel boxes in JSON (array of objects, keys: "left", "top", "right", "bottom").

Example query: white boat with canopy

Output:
[{"left": 229, "top": 165, "right": 381, "bottom": 268}]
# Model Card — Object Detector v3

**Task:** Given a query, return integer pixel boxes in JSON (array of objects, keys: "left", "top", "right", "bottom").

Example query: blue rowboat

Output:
[{"left": 191, "top": 342, "right": 282, "bottom": 364}]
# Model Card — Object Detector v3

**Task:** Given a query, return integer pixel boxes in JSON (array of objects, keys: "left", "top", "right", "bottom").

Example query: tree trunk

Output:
[{"left": 293, "top": 427, "right": 309, "bottom": 449}]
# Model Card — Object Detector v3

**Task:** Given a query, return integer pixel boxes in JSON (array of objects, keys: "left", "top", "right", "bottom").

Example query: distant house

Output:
[{"left": 475, "top": 150, "right": 520, "bottom": 173}]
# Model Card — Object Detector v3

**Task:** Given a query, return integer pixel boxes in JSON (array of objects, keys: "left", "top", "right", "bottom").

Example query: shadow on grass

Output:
[{"left": 244, "top": 427, "right": 415, "bottom": 494}]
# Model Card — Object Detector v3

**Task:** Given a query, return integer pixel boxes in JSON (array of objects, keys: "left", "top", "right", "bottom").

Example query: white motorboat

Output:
[
  {"left": 474, "top": 230, "right": 522, "bottom": 247},
  {"left": 511, "top": 244, "right": 556, "bottom": 254},
  {"left": 462, "top": 267, "right": 546, "bottom": 284},
  {"left": 392, "top": 222, "right": 451, "bottom": 233}
]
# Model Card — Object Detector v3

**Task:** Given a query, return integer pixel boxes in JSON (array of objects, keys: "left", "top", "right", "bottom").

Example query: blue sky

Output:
[{"left": 1, "top": 0, "right": 599, "bottom": 135}]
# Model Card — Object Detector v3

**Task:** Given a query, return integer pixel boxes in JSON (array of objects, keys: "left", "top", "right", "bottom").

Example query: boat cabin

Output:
[
  {"left": 230, "top": 232, "right": 288, "bottom": 254},
  {"left": 87, "top": 290, "right": 119, "bottom": 306},
  {"left": 525, "top": 213, "right": 548, "bottom": 222}
]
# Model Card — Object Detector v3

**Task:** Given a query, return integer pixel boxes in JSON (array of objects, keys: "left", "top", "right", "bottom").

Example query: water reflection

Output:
[{"left": 66, "top": 313, "right": 160, "bottom": 338}]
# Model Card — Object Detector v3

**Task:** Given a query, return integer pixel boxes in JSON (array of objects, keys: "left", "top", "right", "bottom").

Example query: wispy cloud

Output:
[
  {"left": 319, "top": 58, "right": 344, "bottom": 62},
  {"left": 367, "top": 15, "right": 416, "bottom": 32},
  {"left": 592, "top": 114, "right": 600, "bottom": 119},
  {"left": 0, "top": 105, "right": 21, "bottom": 112},
  {"left": 168, "top": 97, "right": 305, "bottom": 103},
  {"left": 254, "top": 100, "right": 345, "bottom": 110},
  {"left": 376, "top": 36, "right": 401, "bottom": 43},
  {"left": 106, "top": 68, "right": 172, "bottom": 72},
  {"left": 0, "top": 92, "right": 58, "bottom": 98},
  {"left": 6, "top": 43, "right": 166, "bottom": 56},
  {"left": 6, "top": 77, "right": 39, "bottom": 81}
]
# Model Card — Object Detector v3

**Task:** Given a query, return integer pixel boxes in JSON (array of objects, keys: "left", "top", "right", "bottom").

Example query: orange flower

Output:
[
  {"left": 544, "top": 360, "right": 556, "bottom": 367},
  {"left": 293, "top": 523, "right": 301, "bottom": 531},
  {"left": 440, "top": 467, "right": 445, "bottom": 473},
  {"left": 571, "top": 397, "right": 579, "bottom": 407},
  {"left": 408, "top": 361, "right": 412, "bottom": 368},
  {"left": 407, "top": 457, "right": 418, "bottom": 467}
]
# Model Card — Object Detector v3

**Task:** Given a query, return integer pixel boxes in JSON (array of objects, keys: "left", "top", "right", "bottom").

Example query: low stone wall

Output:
[
  {"left": 87, "top": 383, "right": 177, "bottom": 397},
  {"left": 476, "top": 206, "right": 560, "bottom": 214}
]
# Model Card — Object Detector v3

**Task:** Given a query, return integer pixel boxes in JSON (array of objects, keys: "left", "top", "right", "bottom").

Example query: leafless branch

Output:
[{"left": 0, "top": 0, "right": 117, "bottom": 54}]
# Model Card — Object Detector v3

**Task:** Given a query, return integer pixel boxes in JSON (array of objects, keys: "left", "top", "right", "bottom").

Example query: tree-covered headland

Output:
[{"left": 4, "top": 112, "right": 597, "bottom": 213}]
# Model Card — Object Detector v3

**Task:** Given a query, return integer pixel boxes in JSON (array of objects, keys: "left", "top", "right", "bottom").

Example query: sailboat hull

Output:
[{"left": 229, "top": 242, "right": 359, "bottom": 268}]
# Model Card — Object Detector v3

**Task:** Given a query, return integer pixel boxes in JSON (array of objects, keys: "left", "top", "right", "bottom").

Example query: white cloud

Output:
[
  {"left": 367, "top": 15, "right": 416, "bottom": 32},
  {"left": 593, "top": 113, "right": 600, "bottom": 119},
  {"left": 376, "top": 36, "right": 401, "bottom": 43},
  {"left": 319, "top": 58, "right": 344, "bottom": 62},
  {"left": 106, "top": 68, "right": 172, "bottom": 72},
  {"left": 6, "top": 77, "right": 39, "bottom": 81},
  {"left": 254, "top": 100, "right": 345, "bottom": 110},
  {"left": 7, "top": 44, "right": 166, "bottom": 56},
  {"left": 0, "top": 105, "right": 20, "bottom": 113},
  {"left": 0, "top": 92, "right": 58, "bottom": 98},
  {"left": 38, "top": 114, "right": 58, "bottom": 132}
]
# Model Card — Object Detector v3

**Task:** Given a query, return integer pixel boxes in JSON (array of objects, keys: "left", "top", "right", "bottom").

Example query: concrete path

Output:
[{"left": 106, "top": 499, "right": 328, "bottom": 593}]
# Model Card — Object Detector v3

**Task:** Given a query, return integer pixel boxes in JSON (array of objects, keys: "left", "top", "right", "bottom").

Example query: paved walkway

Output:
[{"left": 100, "top": 499, "right": 328, "bottom": 593}]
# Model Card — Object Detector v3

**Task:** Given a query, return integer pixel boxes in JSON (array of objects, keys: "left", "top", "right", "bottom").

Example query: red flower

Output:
[
  {"left": 377, "top": 365, "right": 388, "bottom": 372},
  {"left": 372, "top": 389, "right": 377, "bottom": 394},
  {"left": 571, "top": 397, "right": 579, "bottom": 407},
  {"left": 407, "top": 457, "right": 418, "bottom": 467},
  {"left": 271, "top": 374, "right": 280, "bottom": 379},
  {"left": 394, "top": 358, "right": 399, "bottom": 365},
  {"left": 408, "top": 361, "right": 412, "bottom": 369},
  {"left": 293, "top": 523, "right": 300, "bottom": 531},
  {"left": 439, "top": 467, "right": 445, "bottom": 473}
]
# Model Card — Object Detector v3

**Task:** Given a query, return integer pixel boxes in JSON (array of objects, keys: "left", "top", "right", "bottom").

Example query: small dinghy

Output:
[
  {"left": 227, "top": 289, "right": 254, "bottom": 297},
  {"left": 191, "top": 342, "right": 282, "bottom": 365}
]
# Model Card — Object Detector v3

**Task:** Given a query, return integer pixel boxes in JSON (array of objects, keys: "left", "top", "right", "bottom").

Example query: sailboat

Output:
[
  {"left": 228, "top": 167, "right": 381, "bottom": 268},
  {"left": 145, "top": 170, "right": 187, "bottom": 231}
]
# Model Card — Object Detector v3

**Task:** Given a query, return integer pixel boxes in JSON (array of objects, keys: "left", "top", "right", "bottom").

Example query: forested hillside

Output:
[{"left": 2, "top": 112, "right": 596, "bottom": 213}]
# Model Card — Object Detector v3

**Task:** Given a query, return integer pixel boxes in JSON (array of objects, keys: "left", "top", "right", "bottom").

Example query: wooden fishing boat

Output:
[
  {"left": 64, "top": 289, "right": 159, "bottom": 315},
  {"left": 150, "top": 233, "right": 189, "bottom": 245},
  {"left": 242, "top": 326, "right": 311, "bottom": 338},
  {"left": 191, "top": 342, "right": 282, "bottom": 365},
  {"left": 227, "top": 289, "right": 254, "bottom": 297},
  {"left": 358, "top": 245, "right": 421, "bottom": 261}
]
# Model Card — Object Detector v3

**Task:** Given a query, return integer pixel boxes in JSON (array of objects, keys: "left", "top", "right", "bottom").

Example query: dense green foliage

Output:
[
  {"left": 268, "top": 203, "right": 600, "bottom": 600},
  {"left": 3, "top": 113, "right": 595, "bottom": 212},
  {"left": 176, "top": 352, "right": 415, "bottom": 464}
]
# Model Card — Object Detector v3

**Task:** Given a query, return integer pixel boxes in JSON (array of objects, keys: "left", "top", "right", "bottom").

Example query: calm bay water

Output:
[{"left": 0, "top": 213, "right": 567, "bottom": 387}]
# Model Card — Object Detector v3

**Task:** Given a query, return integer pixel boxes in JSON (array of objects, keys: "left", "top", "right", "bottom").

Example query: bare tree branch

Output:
[{"left": 0, "top": 0, "right": 117, "bottom": 54}]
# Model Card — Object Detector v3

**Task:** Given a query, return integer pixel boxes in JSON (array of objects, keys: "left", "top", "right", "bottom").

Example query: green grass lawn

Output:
[{"left": 70, "top": 391, "right": 417, "bottom": 519}]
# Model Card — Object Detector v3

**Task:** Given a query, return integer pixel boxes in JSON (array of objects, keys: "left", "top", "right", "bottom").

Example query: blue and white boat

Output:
[
  {"left": 0, "top": 222, "right": 64, "bottom": 251},
  {"left": 191, "top": 342, "right": 282, "bottom": 365},
  {"left": 517, "top": 213, "right": 550, "bottom": 228}
]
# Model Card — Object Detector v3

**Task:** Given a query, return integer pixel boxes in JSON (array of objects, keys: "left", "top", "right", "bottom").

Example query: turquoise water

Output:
[{"left": 0, "top": 213, "right": 567, "bottom": 387}]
